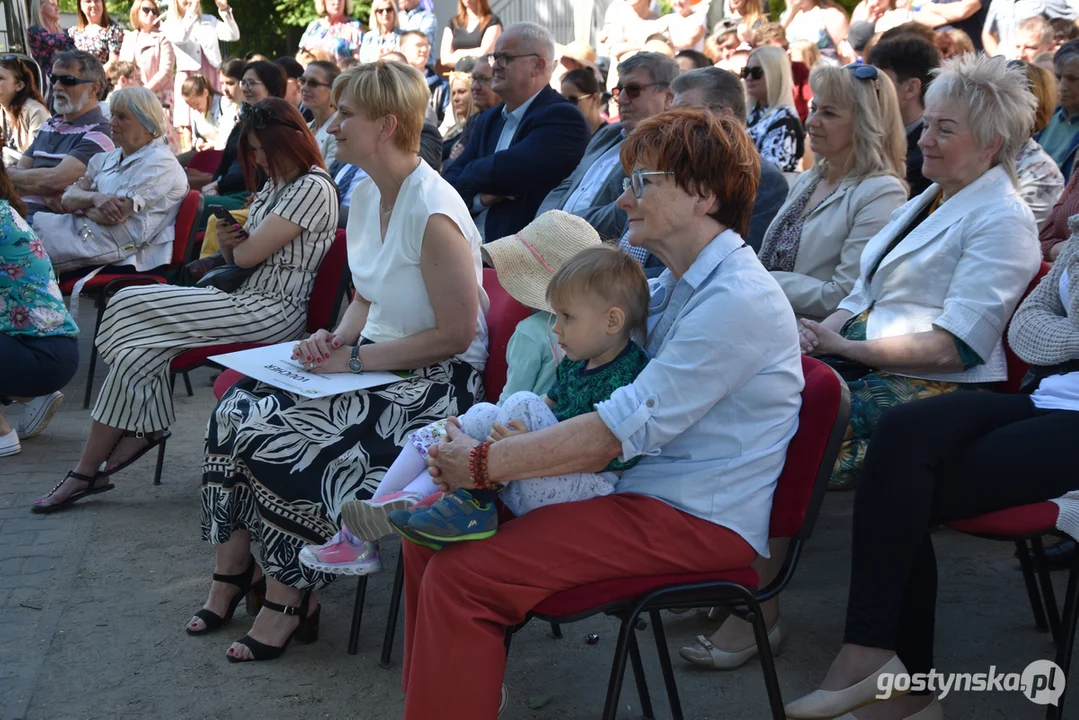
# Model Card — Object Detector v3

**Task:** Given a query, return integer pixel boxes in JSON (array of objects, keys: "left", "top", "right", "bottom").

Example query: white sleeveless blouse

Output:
[{"left": 348, "top": 160, "right": 489, "bottom": 370}]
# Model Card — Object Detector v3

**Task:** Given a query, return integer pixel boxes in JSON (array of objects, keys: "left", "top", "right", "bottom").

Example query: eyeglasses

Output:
[
  {"left": 300, "top": 76, "right": 330, "bottom": 88},
  {"left": 471, "top": 75, "right": 492, "bottom": 86},
  {"left": 844, "top": 63, "right": 880, "bottom": 90},
  {"left": 240, "top": 102, "right": 303, "bottom": 132},
  {"left": 240, "top": 78, "right": 264, "bottom": 89},
  {"left": 622, "top": 170, "right": 670, "bottom": 199},
  {"left": 487, "top": 52, "right": 541, "bottom": 68},
  {"left": 611, "top": 82, "right": 667, "bottom": 100},
  {"left": 564, "top": 92, "right": 595, "bottom": 106},
  {"left": 740, "top": 66, "right": 764, "bottom": 80},
  {"left": 49, "top": 73, "right": 94, "bottom": 87}
]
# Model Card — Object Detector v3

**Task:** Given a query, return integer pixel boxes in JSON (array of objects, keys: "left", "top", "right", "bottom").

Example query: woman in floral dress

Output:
[
  {"left": 68, "top": 0, "right": 124, "bottom": 71},
  {"left": 28, "top": 0, "right": 74, "bottom": 79},
  {"left": 298, "top": 0, "right": 364, "bottom": 65}
]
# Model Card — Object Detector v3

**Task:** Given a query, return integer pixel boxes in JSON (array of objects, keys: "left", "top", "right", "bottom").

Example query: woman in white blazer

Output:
[
  {"left": 163, "top": 0, "right": 240, "bottom": 150},
  {"left": 795, "top": 53, "right": 1042, "bottom": 496},
  {"left": 757, "top": 64, "right": 907, "bottom": 323}
]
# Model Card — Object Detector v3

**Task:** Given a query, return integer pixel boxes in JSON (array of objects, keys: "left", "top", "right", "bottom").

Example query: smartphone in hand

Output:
[{"left": 210, "top": 206, "right": 248, "bottom": 238}]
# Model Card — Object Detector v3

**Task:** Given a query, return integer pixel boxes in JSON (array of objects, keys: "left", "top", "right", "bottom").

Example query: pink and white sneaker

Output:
[
  {"left": 299, "top": 530, "right": 382, "bottom": 576},
  {"left": 340, "top": 490, "right": 427, "bottom": 542}
]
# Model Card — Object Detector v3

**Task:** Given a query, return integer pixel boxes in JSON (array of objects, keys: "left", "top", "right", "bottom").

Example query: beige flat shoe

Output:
[
  {"left": 678, "top": 616, "right": 786, "bottom": 670},
  {"left": 785, "top": 655, "right": 909, "bottom": 719},
  {"left": 832, "top": 697, "right": 942, "bottom": 720}
]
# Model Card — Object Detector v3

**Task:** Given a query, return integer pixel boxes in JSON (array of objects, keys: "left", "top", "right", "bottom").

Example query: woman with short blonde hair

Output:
[
  {"left": 743, "top": 45, "right": 805, "bottom": 171},
  {"left": 332, "top": 59, "right": 428, "bottom": 152}
]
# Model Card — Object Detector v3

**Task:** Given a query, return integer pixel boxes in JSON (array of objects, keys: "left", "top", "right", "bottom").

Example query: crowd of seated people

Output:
[{"left": 10, "top": 2, "right": 1079, "bottom": 719}]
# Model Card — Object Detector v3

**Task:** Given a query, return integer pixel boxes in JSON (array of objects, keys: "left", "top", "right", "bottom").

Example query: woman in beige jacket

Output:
[{"left": 757, "top": 63, "right": 907, "bottom": 321}]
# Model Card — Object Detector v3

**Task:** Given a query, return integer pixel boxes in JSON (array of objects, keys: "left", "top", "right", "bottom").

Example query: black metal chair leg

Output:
[
  {"left": 152, "top": 437, "right": 167, "bottom": 485},
  {"left": 1048, "top": 561, "right": 1079, "bottom": 720},
  {"left": 1032, "top": 537, "right": 1063, "bottom": 643},
  {"left": 380, "top": 551, "right": 405, "bottom": 668},
  {"left": 649, "top": 609, "right": 683, "bottom": 720},
  {"left": 748, "top": 603, "right": 785, "bottom": 720},
  {"left": 82, "top": 290, "right": 109, "bottom": 409},
  {"left": 1016, "top": 539, "right": 1050, "bottom": 633},
  {"left": 169, "top": 372, "right": 177, "bottom": 396},
  {"left": 348, "top": 576, "right": 369, "bottom": 655},
  {"left": 627, "top": 626, "right": 655, "bottom": 720},
  {"left": 601, "top": 615, "right": 638, "bottom": 720},
  {"left": 182, "top": 371, "right": 194, "bottom": 397},
  {"left": 549, "top": 622, "right": 562, "bottom": 639}
]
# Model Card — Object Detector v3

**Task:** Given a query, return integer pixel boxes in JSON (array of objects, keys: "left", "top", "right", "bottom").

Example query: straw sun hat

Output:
[{"left": 481, "top": 210, "right": 601, "bottom": 312}]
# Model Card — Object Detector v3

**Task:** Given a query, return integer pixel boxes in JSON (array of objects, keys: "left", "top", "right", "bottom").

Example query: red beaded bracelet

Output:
[{"left": 469, "top": 441, "right": 497, "bottom": 490}]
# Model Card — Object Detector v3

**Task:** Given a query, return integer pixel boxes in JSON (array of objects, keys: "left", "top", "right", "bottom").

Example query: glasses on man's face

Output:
[
  {"left": 487, "top": 52, "right": 541, "bottom": 69},
  {"left": 300, "top": 76, "right": 330, "bottom": 88},
  {"left": 622, "top": 170, "right": 670, "bottom": 199},
  {"left": 740, "top": 66, "right": 764, "bottom": 80},
  {"left": 564, "top": 92, "right": 595, "bottom": 106},
  {"left": 611, "top": 82, "right": 666, "bottom": 101},
  {"left": 471, "top": 75, "right": 492, "bottom": 86},
  {"left": 240, "top": 78, "right": 264, "bottom": 89},
  {"left": 49, "top": 73, "right": 94, "bottom": 87}
]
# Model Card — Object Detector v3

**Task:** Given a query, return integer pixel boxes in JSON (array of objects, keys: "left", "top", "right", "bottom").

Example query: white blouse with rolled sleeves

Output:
[
  {"left": 163, "top": 8, "right": 239, "bottom": 72},
  {"left": 836, "top": 165, "right": 1041, "bottom": 384},
  {"left": 348, "top": 160, "right": 489, "bottom": 370},
  {"left": 595, "top": 229, "right": 804, "bottom": 557},
  {"left": 84, "top": 139, "right": 189, "bottom": 270}
]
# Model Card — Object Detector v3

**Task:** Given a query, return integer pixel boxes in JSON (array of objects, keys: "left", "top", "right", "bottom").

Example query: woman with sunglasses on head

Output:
[
  {"left": 120, "top": 0, "right": 176, "bottom": 130},
  {"left": 678, "top": 62, "right": 908, "bottom": 673},
  {"left": 163, "top": 0, "right": 240, "bottom": 151},
  {"left": 32, "top": 96, "right": 337, "bottom": 518},
  {"left": 744, "top": 45, "right": 805, "bottom": 172},
  {"left": 192, "top": 62, "right": 486, "bottom": 663},
  {"left": 0, "top": 57, "right": 50, "bottom": 168},
  {"left": 560, "top": 67, "right": 606, "bottom": 138},
  {"left": 360, "top": 0, "right": 402, "bottom": 64},
  {"left": 68, "top": 0, "right": 124, "bottom": 72},
  {"left": 301, "top": 60, "right": 340, "bottom": 166},
  {"left": 28, "top": 0, "right": 74, "bottom": 81}
]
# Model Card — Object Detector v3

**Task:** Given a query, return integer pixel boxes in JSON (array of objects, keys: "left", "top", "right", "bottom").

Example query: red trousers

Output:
[{"left": 401, "top": 493, "right": 757, "bottom": 719}]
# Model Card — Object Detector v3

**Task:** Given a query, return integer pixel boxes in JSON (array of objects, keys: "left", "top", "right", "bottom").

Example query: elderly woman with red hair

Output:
[{"left": 403, "top": 107, "right": 804, "bottom": 718}]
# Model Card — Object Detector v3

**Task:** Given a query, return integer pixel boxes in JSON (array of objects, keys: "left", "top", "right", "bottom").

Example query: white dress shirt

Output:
[{"left": 562, "top": 140, "right": 625, "bottom": 214}]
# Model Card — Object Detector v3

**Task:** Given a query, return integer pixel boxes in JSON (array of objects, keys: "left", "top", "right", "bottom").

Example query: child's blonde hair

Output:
[{"left": 546, "top": 246, "right": 650, "bottom": 340}]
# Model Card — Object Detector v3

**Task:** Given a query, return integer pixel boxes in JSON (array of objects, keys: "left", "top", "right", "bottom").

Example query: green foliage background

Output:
[{"left": 57, "top": 0, "right": 373, "bottom": 57}]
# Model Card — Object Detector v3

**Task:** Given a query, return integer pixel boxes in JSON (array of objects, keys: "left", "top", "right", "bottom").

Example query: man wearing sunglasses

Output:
[
  {"left": 443, "top": 22, "right": 590, "bottom": 241},
  {"left": 537, "top": 52, "right": 677, "bottom": 240},
  {"left": 9, "top": 51, "right": 113, "bottom": 217}
]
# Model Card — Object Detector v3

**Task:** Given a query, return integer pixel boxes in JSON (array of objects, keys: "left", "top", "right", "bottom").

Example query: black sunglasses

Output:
[
  {"left": 49, "top": 73, "right": 95, "bottom": 87},
  {"left": 741, "top": 66, "right": 764, "bottom": 80},
  {"left": 611, "top": 82, "right": 667, "bottom": 100},
  {"left": 140, "top": 5, "right": 160, "bottom": 13},
  {"left": 240, "top": 102, "right": 303, "bottom": 132}
]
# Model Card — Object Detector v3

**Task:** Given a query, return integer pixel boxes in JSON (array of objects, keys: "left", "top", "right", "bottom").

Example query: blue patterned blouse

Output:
[{"left": 0, "top": 201, "right": 78, "bottom": 338}]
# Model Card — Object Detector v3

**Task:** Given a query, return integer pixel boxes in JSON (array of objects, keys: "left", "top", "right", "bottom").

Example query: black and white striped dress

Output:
[{"left": 91, "top": 169, "right": 338, "bottom": 433}]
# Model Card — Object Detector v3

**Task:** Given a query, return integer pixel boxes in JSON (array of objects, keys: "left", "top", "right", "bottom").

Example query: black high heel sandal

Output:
[
  {"left": 226, "top": 591, "right": 320, "bottom": 663},
  {"left": 187, "top": 554, "right": 267, "bottom": 636},
  {"left": 30, "top": 471, "right": 116, "bottom": 514},
  {"left": 100, "top": 430, "right": 172, "bottom": 477}
]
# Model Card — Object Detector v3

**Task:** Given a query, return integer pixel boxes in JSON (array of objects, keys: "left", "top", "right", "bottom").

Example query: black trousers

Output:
[
  {"left": 844, "top": 391, "right": 1079, "bottom": 674},
  {"left": 0, "top": 334, "right": 79, "bottom": 401}
]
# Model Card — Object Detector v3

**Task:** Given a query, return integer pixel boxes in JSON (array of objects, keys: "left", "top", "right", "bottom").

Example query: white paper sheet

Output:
[{"left": 209, "top": 342, "right": 404, "bottom": 399}]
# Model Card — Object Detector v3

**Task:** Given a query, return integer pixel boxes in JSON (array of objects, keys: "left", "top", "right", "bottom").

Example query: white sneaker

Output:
[
  {"left": 340, "top": 491, "right": 427, "bottom": 541},
  {"left": 16, "top": 392, "right": 64, "bottom": 439},
  {"left": 299, "top": 536, "right": 382, "bottom": 576},
  {"left": 0, "top": 429, "right": 21, "bottom": 457}
]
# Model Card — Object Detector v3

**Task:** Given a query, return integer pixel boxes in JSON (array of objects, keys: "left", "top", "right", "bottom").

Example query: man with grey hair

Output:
[
  {"left": 10, "top": 50, "right": 113, "bottom": 217},
  {"left": 444, "top": 22, "right": 590, "bottom": 240},
  {"left": 1036, "top": 39, "right": 1079, "bottom": 180},
  {"left": 537, "top": 52, "right": 677, "bottom": 240},
  {"left": 663, "top": 67, "right": 788, "bottom": 252}
]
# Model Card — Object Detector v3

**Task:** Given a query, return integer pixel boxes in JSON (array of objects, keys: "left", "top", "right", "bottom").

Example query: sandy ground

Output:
[{"left": 0, "top": 301, "right": 1069, "bottom": 720}]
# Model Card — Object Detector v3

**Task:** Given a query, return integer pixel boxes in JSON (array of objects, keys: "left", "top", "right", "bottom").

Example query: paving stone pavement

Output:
[{"left": 0, "top": 302, "right": 1071, "bottom": 719}]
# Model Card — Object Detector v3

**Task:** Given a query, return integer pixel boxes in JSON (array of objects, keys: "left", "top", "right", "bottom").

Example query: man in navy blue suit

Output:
[{"left": 443, "top": 22, "right": 591, "bottom": 241}]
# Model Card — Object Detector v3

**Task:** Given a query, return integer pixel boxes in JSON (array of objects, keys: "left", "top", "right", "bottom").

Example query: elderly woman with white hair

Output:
[
  {"left": 33, "top": 85, "right": 188, "bottom": 274},
  {"left": 786, "top": 57, "right": 1053, "bottom": 720},
  {"left": 743, "top": 45, "right": 805, "bottom": 171}
]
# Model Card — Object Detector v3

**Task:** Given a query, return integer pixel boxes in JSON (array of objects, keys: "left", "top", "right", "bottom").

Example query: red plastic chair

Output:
[
  {"left": 170, "top": 228, "right": 351, "bottom": 395},
  {"left": 77, "top": 189, "right": 204, "bottom": 409},
  {"left": 187, "top": 149, "right": 224, "bottom": 175},
  {"left": 347, "top": 269, "right": 533, "bottom": 658},
  {"left": 502, "top": 356, "right": 850, "bottom": 720}
]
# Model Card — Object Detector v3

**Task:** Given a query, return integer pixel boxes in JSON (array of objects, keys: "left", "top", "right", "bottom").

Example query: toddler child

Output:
[{"left": 391, "top": 244, "right": 651, "bottom": 547}]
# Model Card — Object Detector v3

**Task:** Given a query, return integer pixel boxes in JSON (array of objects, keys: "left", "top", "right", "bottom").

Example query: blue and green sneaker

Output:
[{"left": 407, "top": 489, "right": 498, "bottom": 543}]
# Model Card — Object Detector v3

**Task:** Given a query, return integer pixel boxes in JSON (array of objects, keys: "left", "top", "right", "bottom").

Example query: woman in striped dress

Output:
[{"left": 32, "top": 98, "right": 338, "bottom": 513}]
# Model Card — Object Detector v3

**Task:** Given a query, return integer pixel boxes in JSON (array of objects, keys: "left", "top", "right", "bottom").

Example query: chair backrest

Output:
[
  {"left": 769, "top": 356, "right": 851, "bottom": 542},
  {"left": 306, "top": 228, "right": 350, "bottom": 333},
  {"left": 188, "top": 149, "right": 224, "bottom": 174},
  {"left": 172, "top": 190, "right": 203, "bottom": 268},
  {"left": 482, "top": 267, "right": 532, "bottom": 401},
  {"left": 1001, "top": 261, "right": 1052, "bottom": 394}
]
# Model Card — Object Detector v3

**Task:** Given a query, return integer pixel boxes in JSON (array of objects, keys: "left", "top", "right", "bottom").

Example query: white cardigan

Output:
[
  {"left": 837, "top": 165, "right": 1041, "bottom": 384},
  {"left": 163, "top": 8, "right": 239, "bottom": 72}
]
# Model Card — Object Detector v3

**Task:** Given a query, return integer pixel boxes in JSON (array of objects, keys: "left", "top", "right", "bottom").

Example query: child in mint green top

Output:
[{"left": 499, "top": 311, "right": 558, "bottom": 402}]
